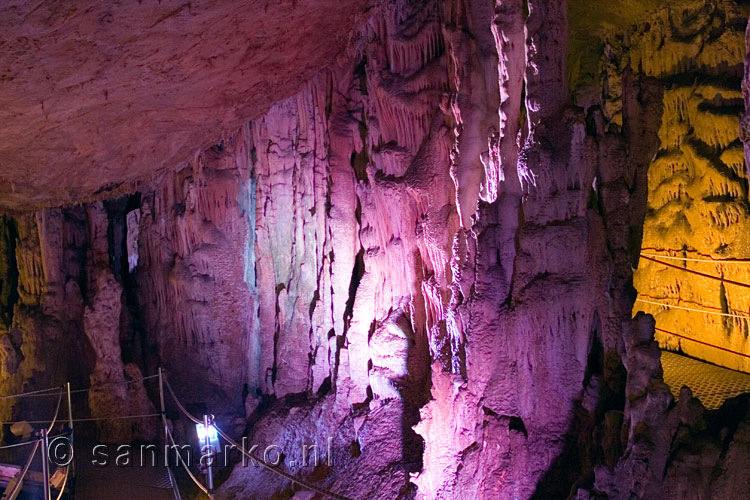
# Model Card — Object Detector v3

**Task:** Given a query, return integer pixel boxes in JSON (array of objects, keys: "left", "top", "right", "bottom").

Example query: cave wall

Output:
[
  {"left": 135, "top": 127, "right": 256, "bottom": 416},
  {"left": 217, "top": 0, "right": 664, "bottom": 497},
  {"left": 0, "top": 210, "right": 87, "bottom": 429},
  {"left": 4, "top": 0, "right": 750, "bottom": 499},
  {"left": 0, "top": 204, "right": 158, "bottom": 442},
  {"left": 626, "top": 0, "right": 750, "bottom": 372}
]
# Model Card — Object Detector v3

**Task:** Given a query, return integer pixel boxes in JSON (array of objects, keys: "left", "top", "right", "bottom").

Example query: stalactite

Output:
[
  {"left": 631, "top": 1, "right": 750, "bottom": 374},
  {"left": 135, "top": 127, "right": 255, "bottom": 416},
  {"left": 5, "top": 1, "right": 750, "bottom": 499}
]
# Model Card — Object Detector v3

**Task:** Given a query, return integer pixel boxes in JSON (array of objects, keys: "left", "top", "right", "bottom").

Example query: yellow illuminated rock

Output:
[{"left": 624, "top": 1, "right": 750, "bottom": 372}]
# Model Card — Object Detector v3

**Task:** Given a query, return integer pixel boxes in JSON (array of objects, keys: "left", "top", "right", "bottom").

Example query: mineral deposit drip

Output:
[
  {"left": 628, "top": 1, "right": 750, "bottom": 373},
  {"left": 1, "top": 1, "right": 750, "bottom": 499}
]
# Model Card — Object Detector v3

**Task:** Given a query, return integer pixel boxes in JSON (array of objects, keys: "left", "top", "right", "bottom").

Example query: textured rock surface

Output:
[
  {"left": 5, "top": 1, "right": 750, "bottom": 500},
  {"left": 0, "top": 210, "right": 88, "bottom": 434},
  {"left": 628, "top": 0, "right": 750, "bottom": 372},
  {"left": 135, "top": 128, "right": 256, "bottom": 416},
  {"left": 84, "top": 202, "right": 157, "bottom": 443},
  {"left": 0, "top": 0, "right": 370, "bottom": 210}
]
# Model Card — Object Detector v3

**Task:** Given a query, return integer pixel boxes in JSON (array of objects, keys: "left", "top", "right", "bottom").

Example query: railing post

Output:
[
  {"left": 66, "top": 381, "right": 74, "bottom": 479},
  {"left": 159, "top": 368, "right": 183, "bottom": 500},
  {"left": 158, "top": 368, "right": 166, "bottom": 419},
  {"left": 40, "top": 428, "right": 51, "bottom": 500},
  {"left": 158, "top": 368, "right": 168, "bottom": 464},
  {"left": 203, "top": 414, "right": 214, "bottom": 500}
]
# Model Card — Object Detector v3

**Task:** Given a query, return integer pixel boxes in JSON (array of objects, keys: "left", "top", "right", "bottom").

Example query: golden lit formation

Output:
[{"left": 631, "top": 2, "right": 750, "bottom": 372}]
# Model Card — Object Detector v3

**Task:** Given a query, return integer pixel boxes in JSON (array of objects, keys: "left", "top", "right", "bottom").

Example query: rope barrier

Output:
[
  {"left": 163, "top": 375, "right": 353, "bottom": 500},
  {"left": 60, "top": 413, "right": 162, "bottom": 423},
  {"left": 1, "top": 413, "right": 161, "bottom": 426},
  {"left": 0, "top": 374, "right": 160, "bottom": 401},
  {"left": 163, "top": 378, "right": 201, "bottom": 424},
  {"left": 641, "top": 252, "right": 750, "bottom": 264},
  {"left": 158, "top": 368, "right": 183, "bottom": 500},
  {"left": 0, "top": 433, "right": 66, "bottom": 451},
  {"left": 54, "top": 466, "right": 69, "bottom": 500},
  {"left": 0, "top": 386, "right": 63, "bottom": 400},
  {"left": 166, "top": 461, "right": 182, "bottom": 500},
  {"left": 636, "top": 298, "right": 750, "bottom": 319},
  {"left": 4, "top": 439, "right": 40, "bottom": 499},
  {"left": 68, "top": 374, "right": 160, "bottom": 395},
  {"left": 213, "top": 423, "right": 353, "bottom": 500},
  {"left": 0, "top": 439, "right": 39, "bottom": 450},
  {"left": 637, "top": 252, "right": 750, "bottom": 362},
  {"left": 0, "top": 385, "right": 72, "bottom": 498},
  {"left": 165, "top": 426, "right": 209, "bottom": 495},
  {"left": 46, "top": 390, "right": 64, "bottom": 434},
  {"left": 640, "top": 255, "right": 750, "bottom": 289},
  {"left": 655, "top": 327, "right": 750, "bottom": 359}
]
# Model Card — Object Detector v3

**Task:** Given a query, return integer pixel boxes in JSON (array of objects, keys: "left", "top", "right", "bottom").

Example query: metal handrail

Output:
[
  {"left": 4, "top": 439, "right": 40, "bottom": 499},
  {"left": 163, "top": 373, "right": 353, "bottom": 500}
]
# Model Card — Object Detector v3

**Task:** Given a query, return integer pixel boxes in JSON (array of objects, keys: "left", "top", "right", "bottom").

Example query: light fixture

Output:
[{"left": 196, "top": 420, "right": 219, "bottom": 450}]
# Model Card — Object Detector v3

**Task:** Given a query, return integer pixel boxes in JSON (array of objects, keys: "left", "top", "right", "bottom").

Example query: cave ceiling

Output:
[
  {"left": 0, "top": 0, "right": 370, "bottom": 211},
  {"left": 0, "top": 0, "right": 740, "bottom": 212}
]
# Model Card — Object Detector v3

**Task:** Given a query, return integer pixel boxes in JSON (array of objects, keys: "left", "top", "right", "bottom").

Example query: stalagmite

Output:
[{"left": 2, "top": 1, "right": 750, "bottom": 499}]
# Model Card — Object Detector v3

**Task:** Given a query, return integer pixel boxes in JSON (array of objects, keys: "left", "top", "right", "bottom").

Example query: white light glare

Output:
[{"left": 196, "top": 423, "right": 218, "bottom": 443}]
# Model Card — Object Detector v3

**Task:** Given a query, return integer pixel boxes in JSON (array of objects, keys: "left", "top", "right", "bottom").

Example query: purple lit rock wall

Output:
[{"left": 3, "top": 1, "right": 750, "bottom": 499}]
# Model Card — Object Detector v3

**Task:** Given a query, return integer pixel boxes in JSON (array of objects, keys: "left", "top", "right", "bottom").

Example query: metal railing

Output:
[{"left": 159, "top": 369, "right": 353, "bottom": 500}]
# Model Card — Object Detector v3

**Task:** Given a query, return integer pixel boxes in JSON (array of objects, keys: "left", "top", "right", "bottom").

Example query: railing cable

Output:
[
  {"left": 163, "top": 374, "right": 353, "bottom": 500},
  {"left": 4, "top": 439, "right": 40, "bottom": 499},
  {"left": 0, "top": 433, "right": 67, "bottom": 451},
  {"left": 213, "top": 423, "right": 353, "bottom": 500},
  {"left": 641, "top": 252, "right": 750, "bottom": 264},
  {"left": 0, "top": 374, "right": 160, "bottom": 401},
  {"left": 68, "top": 374, "right": 160, "bottom": 395},
  {"left": 1, "top": 413, "right": 161, "bottom": 426},
  {"left": 640, "top": 254, "right": 750, "bottom": 289},
  {"left": 163, "top": 378, "right": 201, "bottom": 424},
  {"left": 0, "top": 439, "right": 39, "bottom": 451},
  {"left": 164, "top": 426, "right": 209, "bottom": 495},
  {"left": 636, "top": 298, "right": 749, "bottom": 319},
  {"left": 0, "top": 386, "right": 63, "bottom": 400},
  {"left": 46, "top": 389, "right": 64, "bottom": 434},
  {"left": 54, "top": 465, "right": 70, "bottom": 500},
  {"left": 655, "top": 327, "right": 750, "bottom": 359}
]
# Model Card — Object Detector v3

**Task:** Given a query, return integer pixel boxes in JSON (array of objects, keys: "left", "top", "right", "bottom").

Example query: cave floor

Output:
[
  {"left": 661, "top": 350, "right": 750, "bottom": 409},
  {"left": 73, "top": 446, "right": 174, "bottom": 500}
]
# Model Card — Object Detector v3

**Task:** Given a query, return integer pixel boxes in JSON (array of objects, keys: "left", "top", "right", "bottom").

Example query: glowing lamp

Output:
[{"left": 196, "top": 421, "right": 219, "bottom": 450}]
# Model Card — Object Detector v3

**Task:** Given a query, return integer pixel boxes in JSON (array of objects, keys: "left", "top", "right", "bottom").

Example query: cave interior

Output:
[{"left": 2, "top": 0, "right": 750, "bottom": 499}]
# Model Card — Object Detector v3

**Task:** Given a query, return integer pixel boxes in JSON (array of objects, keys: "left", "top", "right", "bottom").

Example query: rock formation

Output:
[
  {"left": 2, "top": 0, "right": 750, "bottom": 499},
  {"left": 0, "top": 0, "right": 370, "bottom": 210},
  {"left": 629, "top": 0, "right": 750, "bottom": 373}
]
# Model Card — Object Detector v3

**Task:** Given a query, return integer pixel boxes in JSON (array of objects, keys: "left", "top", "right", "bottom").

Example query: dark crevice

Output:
[
  {"left": 719, "top": 282, "right": 731, "bottom": 334},
  {"left": 532, "top": 314, "right": 627, "bottom": 499},
  {"left": 316, "top": 376, "right": 332, "bottom": 397},
  {"left": 271, "top": 283, "right": 286, "bottom": 385},
  {"left": 104, "top": 195, "right": 147, "bottom": 368},
  {"left": 0, "top": 216, "right": 19, "bottom": 329},
  {"left": 104, "top": 196, "right": 128, "bottom": 280},
  {"left": 354, "top": 56, "right": 368, "bottom": 96},
  {"left": 343, "top": 248, "right": 366, "bottom": 334},
  {"left": 509, "top": 416, "right": 528, "bottom": 438},
  {"left": 309, "top": 289, "right": 320, "bottom": 319}
]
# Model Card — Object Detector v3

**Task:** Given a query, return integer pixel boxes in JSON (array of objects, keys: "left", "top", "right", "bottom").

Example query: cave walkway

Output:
[
  {"left": 73, "top": 449, "right": 175, "bottom": 500},
  {"left": 0, "top": 370, "right": 350, "bottom": 500},
  {"left": 662, "top": 350, "right": 750, "bottom": 409}
]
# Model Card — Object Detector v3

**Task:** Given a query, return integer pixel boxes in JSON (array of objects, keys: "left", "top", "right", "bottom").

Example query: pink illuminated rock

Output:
[
  {"left": 135, "top": 128, "right": 256, "bottom": 415},
  {"left": 84, "top": 203, "right": 157, "bottom": 443},
  {"left": 3, "top": 1, "right": 750, "bottom": 500}
]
